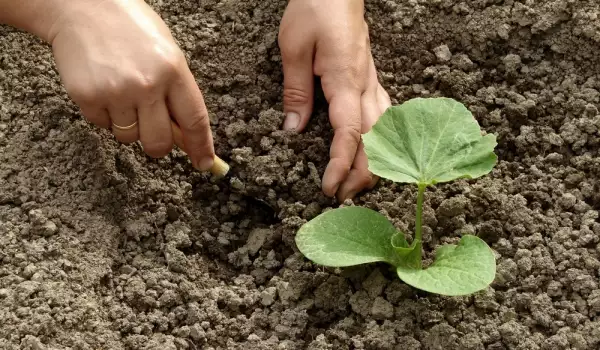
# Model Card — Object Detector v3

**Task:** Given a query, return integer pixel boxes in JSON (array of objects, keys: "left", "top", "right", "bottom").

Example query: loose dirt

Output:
[{"left": 1, "top": 0, "right": 600, "bottom": 349}]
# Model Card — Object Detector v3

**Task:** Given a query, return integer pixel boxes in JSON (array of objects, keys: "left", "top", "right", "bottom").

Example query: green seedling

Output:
[{"left": 295, "top": 97, "right": 498, "bottom": 296}]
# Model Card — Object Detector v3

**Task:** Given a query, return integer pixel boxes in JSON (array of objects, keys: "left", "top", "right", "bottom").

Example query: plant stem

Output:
[{"left": 415, "top": 183, "right": 426, "bottom": 242}]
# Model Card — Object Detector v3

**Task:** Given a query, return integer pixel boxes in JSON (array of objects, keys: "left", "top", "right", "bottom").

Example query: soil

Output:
[{"left": 2, "top": 0, "right": 600, "bottom": 349}]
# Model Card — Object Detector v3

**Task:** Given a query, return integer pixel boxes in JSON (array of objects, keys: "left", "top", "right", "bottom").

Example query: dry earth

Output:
[{"left": 1, "top": 0, "right": 600, "bottom": 349}]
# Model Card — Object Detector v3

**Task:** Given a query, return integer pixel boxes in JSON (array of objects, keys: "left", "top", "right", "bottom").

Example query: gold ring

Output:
[{"left": 112, "top": 121, "right": 138, "bottom": 131}]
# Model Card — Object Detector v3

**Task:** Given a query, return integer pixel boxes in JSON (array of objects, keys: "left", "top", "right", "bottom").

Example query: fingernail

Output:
[
  {"left": 283, "top": 112, "right": 300, "bottom": 130},
  {"left": 195, "top": 157, "right": 214, "bottom": 171}
]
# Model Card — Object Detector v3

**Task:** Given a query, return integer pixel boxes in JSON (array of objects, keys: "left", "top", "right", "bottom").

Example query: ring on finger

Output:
[{"left": 112, "top": 121, "right": 138, "bottom": 131}]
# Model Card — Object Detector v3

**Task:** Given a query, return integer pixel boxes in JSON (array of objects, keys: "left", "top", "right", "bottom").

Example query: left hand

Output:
[
  {"left": 48, "top": 0, "right": 216, "bottom": 171},
  {"left": 278, "top": 0, "right": 391, "bottom": 202}
]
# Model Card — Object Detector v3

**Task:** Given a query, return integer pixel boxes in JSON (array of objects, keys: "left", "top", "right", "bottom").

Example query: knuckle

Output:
[
  {"left": 120, "top": 70, "right": 159, "bottom": 97},
  {"left": 132, "top": 53, "right": 185, "bottom": 96},
  {"left": 328, "top": 62, "right": 363, "bottom": 89},
  {"left": 279, "top": 33, "right": 310, "bottom": 61},
  {"left": 283, "top": 87, "right": 310, "bottom": 106},
  {"left": 106, "top": 76, "right": 123, "bottom": 92},
  {"left": 356, "top": 171, "right": 373, "bottom": 188},
  {"left": 340, "top": 33, "right": 368, "bottom": 54},
  {"left": 277, "top": 23, "right": 289, "bottom": 45},
  {"left": 83, "top": 112, "right": 108, "bottom": 128},
  {"left": 280, "top": 43, "right": 305, "bottom": 61},
  {"left": 334, "top": 158, "right": 352, "bottom": 174},
  {"left": 344, "top": 63, "right": 364, "bottom": 82},
  {"left": 136, "top": 75, "right": 161, "bottom": 96},
  {"left": 184, "top": 110, "right": 209, "bottom": 132},
  {"left": 338, "top": 123, "right": 362, "bottom": 141},
  {"left": 278, "top": 3, "right": 317, "bottom": 46},
  {"left": 159, "top": 52, "right": 183, "bottom": 76},
  {"left": 103, "top": 77, "right": 127, "bottom": 100},
  {"left": 67, "top": 85, "right": 97, "bottom": 105}
]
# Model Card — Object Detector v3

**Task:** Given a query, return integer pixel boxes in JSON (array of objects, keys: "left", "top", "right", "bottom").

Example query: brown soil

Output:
[{"left": 2, "top": 0, "right": 600, "bottom": 349}]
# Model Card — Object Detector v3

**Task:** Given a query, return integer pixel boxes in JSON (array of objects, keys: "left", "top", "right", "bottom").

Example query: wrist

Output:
[
  {"left": 0, "top": 0, "right": 65, "bottom": 42},
  {"left": 0, "top": 0, "right": 104, "bottom": 43}
]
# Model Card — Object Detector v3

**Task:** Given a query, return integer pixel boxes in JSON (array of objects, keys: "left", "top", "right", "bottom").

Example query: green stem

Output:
[{"left": 415, "top": 183, "right": 426, "bottom": 242}]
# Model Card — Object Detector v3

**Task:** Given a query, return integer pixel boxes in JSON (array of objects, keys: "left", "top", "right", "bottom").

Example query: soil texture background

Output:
[{"left": 2, "top": 0, "right": 600, "bottom": 349}]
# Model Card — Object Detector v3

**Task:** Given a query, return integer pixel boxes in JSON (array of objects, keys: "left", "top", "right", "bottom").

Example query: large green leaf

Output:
[
  {"left": 295, "top": 206, "right": 402, "bottom": 267},
  {"left": 395, "top": 235, "right": 496, "bottom": 296},
  {"left": 362, "top": 97, "right": 497, "bottom": 185}
]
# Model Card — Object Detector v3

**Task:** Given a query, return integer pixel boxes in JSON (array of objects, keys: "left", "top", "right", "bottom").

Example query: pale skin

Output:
[{"left": 0, "top": 0, "right": 391, "bottom": 201}]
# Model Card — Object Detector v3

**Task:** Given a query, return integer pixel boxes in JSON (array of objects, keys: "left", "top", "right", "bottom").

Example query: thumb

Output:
[{"left": 281, "top": 50, "right": 314, "bottom": 132}]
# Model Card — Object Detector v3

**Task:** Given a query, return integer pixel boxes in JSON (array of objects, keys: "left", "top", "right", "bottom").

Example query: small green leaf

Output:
[
  {"left": 395, "top": 235, "right": 496, "bottom": 296},
  {"left": 390, "top": 232, "right": 408, "bottom": 248},
  {"left": 362, "top": 97, "right": 497, "bottom": 186},
  {"left": 391, "top": 235, "right": 422, "bottom": 270},
  {"left": 295, "top": 206, "right": 401, "bottom": 267}
]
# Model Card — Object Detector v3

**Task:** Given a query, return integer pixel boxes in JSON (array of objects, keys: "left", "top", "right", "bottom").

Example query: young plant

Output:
[{"left": 295, "top": 97, "right": 498, "bottom": 296}]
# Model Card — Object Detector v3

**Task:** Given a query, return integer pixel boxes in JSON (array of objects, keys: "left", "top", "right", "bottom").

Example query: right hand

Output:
[
  {"left": 278, "top": 0, "right": 391, "bottom": 201},
  {"left": 46, "top": 0, "right": 215, "bottom": 170}
]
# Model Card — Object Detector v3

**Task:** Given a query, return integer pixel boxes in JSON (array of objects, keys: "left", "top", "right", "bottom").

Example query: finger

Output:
[
  {"left": 340, "top": 85, "right": 391, "bottom": 202},
  {"left": 109, "top": 107, "right": 139, "bottom": 144},
  {"left": 167, "top": 69, "right": 215, "bottom": 171},
  {"left": 80, "top": 105, "right": 111, "bottom": 129},
  {"left": 363, "top": 48, "right": 391, "bottom": 117},
  {"left": 359, "top": 62, "right": 380, "bottom": 131},
  {"left": 337, "top": 60, "right": 391, "bottom": 201},
  {"left": 336, "top": 142, "right": 377, "bottom": 201},
  {"left": 281, "top": 43, "right": 315, "bottom": 132},
  {"left": 360, "top": 87, "right": 380, "bottom": 131},
  {"left": 362, "top": 51, "right": 387, "bottom": 129},
  {"left": 336, "top": 87, "right": 380, "bottom": 201},
  {"left": 377, "top": 83, "right": 392, "bottom": 112},
  {"left": 321, "top": 88, "right": 362, "bottom": 197},
  {"left": 171, "top": 120, "right": 185, "bottom": 152},
  {"left": 137, "top": 99, "right": 173, "bottom": 158}
]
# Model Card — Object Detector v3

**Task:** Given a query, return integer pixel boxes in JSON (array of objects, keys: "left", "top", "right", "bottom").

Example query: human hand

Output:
[
  {"left": 278, "top": 0, "right": 391, "bottom": 202},
  {"left": 47, "top": 0, "right": 215, "bottom": 170}
]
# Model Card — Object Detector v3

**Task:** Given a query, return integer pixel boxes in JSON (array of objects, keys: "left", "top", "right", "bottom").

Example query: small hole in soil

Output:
[{"left": 245, "top": 196, "right": 278, "bottom": 225}]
